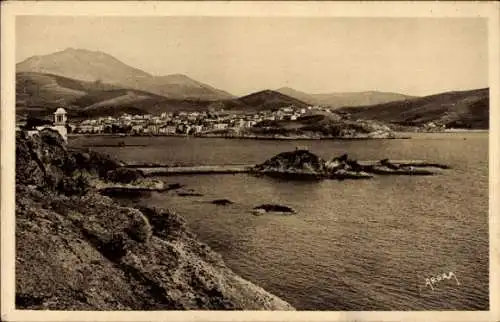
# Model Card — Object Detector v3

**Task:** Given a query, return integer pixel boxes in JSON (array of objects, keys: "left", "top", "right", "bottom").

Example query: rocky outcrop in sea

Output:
[
  {"left": 250, "top": 149, "right": 327, "bottom": 180},
  {"left": 251, "top": 149, "right": 449, "bottom": 180},
  {"left": 15, "top": 129, "right": 294, "bottom": 310}
]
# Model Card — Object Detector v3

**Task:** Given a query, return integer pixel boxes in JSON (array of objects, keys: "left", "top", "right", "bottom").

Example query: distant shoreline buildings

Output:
[
  {"left": 71, "top": 105, "right": 319, "bottom": 136},
  {"left": 15, "top": 103, "right": 451, "bottom": 140}
]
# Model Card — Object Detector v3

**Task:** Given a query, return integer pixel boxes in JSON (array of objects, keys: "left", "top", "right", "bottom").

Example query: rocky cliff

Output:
[{"left": 15, "top": 129, "right": 294, "bottom": 310}]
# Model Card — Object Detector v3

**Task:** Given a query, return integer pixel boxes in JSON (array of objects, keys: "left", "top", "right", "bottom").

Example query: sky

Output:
[{"left": 16, "top": 16, "right": 488, "bottom": 97}]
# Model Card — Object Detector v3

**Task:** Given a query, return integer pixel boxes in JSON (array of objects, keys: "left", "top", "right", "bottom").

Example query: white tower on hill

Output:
[{"left": 53, "top": 108, "right": 68, "bottom": 142}]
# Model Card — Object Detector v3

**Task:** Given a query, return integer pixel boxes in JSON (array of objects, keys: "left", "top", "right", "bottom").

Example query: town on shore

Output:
[
  {"left": 62, "top": 104, "right": 448, "bottom": 138},
  {"left": 73, "top": 105, "right": 329, "bottom": 136}
]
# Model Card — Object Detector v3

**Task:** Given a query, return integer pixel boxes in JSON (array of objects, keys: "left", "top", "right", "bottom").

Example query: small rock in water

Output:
[
  {"left": 212, "top": 199, "right": 234, "bottom": 206},
  {"left": 253, "top": 204, "right": 296, "bottom": 214},
  {"left": 177, "top": 190, "right": 204, "bottom": 197},
  {"left": 252, "top": 209, "right": 267, "bottom": 216}
]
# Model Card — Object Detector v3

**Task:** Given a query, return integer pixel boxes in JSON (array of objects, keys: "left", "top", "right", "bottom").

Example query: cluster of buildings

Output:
[
  {"left": 417, "top": 121, "right": 447, "bottom": 132},
  {"left": 73, "top": 105, "right": 328, "bottom": 135}
]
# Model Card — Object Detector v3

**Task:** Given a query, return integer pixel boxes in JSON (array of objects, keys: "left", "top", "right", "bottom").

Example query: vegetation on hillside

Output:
[
  {"left": 337, "top": 88, "right": 489, "bottom": 129},
  {"left": 276, "top": 87, "right": 415, "bottom": 108},
  {"left": 246, "top": 112, "right": 395, "bottom": 138}
]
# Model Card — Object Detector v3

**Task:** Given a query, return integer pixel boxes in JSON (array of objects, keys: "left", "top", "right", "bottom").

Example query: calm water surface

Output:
[{"left": 70, "top": 133, "right": 489, "bottom": 310}]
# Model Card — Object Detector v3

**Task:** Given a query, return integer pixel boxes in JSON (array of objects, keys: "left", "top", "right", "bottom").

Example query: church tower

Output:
[{"left": 53, "top": 108, "right": 68, "bottom": 142}]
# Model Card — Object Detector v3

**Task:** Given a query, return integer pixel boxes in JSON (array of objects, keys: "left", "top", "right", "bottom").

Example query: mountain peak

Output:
[
  {"left": 60, "top": 47, "right": 99, "bottom": 55},
  {"left": 62, "top": 47, "right": 78, "bottom": 52},
  {"left": 17, "top": 48, "right": 152, "bottom": 83},
  {"left": 276, "top": 86, "right": 296, "bottom": 92},
  {"left": 16, "top": 48, "right": 235, "bottom": 101},
  {"left": 58, "top": 47, "right": 120, "bottom": 60},
  {"left": 251, "top": 89, "right": 283, "bottom": 96}
]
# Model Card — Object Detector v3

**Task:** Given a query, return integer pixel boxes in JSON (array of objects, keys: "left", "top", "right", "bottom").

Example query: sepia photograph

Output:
[{"left": 1, "top": 2, "right": 499, "bottom": 321}]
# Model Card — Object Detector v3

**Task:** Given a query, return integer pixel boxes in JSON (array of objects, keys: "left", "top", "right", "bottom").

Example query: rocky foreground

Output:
[
  {"left": 15, "top": 129, "right": 294, "bottom": 310},
  {"left": 251, "top": 149, "right": 450, "bottom": 180}
]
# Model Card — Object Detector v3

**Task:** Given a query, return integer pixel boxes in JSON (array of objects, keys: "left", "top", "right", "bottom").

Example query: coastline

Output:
[
  {"left": 15, "top": 129, "right": 295, "bottom": 310},
  {"left": 69, "top": 133, "right": 412, "bottom": 140},
  {"left": 68, "top": 129, "right": 488, "bottom": 142}
]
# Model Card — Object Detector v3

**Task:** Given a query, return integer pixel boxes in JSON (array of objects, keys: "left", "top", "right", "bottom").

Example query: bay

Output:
[{"left": 69, "top": 132, "right": 489, "bottom": 310}]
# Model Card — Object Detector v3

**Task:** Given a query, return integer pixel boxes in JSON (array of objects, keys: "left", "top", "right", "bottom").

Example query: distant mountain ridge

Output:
[
  {"left": 16, "top": 71, "right": 489, "bottom": 130},
  {"left": 16, "top": 72, "right": 219, "bottom": 119},
  {"left": 276, "top": 87, "right": 414, "bottom": 108},
  {"left": 17, "top": 48, "right": 235, "bottom": 101},
  {"left": 16, "top": 72, "right": 310, "bottom": 119},
  {"left": 15, "top": 49, "right": 488, "bottom": 129}
]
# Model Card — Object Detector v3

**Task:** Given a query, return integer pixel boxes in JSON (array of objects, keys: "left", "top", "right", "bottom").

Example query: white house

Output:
[
  {"left": 213, "top": 123, "right": 228, "bottom": 130},
  {"left": 159, "top": 125, "right": 177, "bottom": 135},
  {"left": 31, "top": 108, "right": 68, "bottom": 142}
]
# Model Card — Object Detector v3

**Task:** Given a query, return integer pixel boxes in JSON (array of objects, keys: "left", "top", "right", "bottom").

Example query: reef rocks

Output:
[{"left": 251, "top": 149, "right": 448, "bottom": 180}]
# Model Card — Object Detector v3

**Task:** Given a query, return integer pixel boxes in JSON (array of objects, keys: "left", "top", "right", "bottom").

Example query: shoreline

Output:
[
  {"left": 68, "top": 130, "right": 488, "bottom": 142},
  {"left": 68, "top": 133, "right": 411, "bottom": 140},
  {"left": 16, "top": 129, "right": 296, "bottom": 310}
]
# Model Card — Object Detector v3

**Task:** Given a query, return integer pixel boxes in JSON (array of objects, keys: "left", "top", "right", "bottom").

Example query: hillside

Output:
[
  {"left": 276, "top": 87, "right": 414, "bottom": 108},
  {"left": 17, "top": 48, "right": 235, "bottom": 101},
  {"left": 243, "top": 111, "right": 396, "bottom": 139},
  {"left": 336, "top": 88, "right": 489, "bottom": 129},
  {"left": 17, "top": 72, "right": 154, "bottom": 118},
  {"left": 15, "top": 128, "right": 294, "bottom": 310},
  {"left": 129, "top": 74, "right": 235, "bottom": 101},
  {"left": 16, "top": 72, "right": 218, "bottom": 119},
  {"left": 232, "top": 90, "right": 310, "bottom": 112},
  {"left": 16, "top": 73, "right": 314, "bottom": 119}
]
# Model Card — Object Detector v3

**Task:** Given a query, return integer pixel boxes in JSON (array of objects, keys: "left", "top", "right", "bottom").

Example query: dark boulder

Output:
[{"left": 212, "top": 199, "right": 234, "bottom": 206}]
